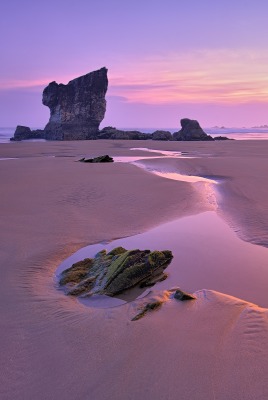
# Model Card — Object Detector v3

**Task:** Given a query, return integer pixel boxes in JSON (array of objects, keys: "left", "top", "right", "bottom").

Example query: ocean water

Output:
[
  {"left": 1, "top": 127, "right": 268, "bottom": 143},
  {"left": 206, "top": 127, "right": 268, "bottom": 140},
  {"left": 0, "top": 127, "right": 46, "bottom": 143},
  {"left": 0, "top": 127, "right": 15, "bottom": 143}
]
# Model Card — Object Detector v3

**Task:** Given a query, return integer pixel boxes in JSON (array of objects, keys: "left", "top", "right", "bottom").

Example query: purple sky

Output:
[{"left": 1, "top": 0, "right": 268, "bottom": 128}]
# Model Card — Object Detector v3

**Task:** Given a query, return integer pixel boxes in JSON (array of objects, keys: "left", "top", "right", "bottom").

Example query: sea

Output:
[
  {"left": 1, "top": 127, "right": 268, "bottom": 143},
  {"left": 0, "top": 127, "right": 48, "bottom": 143}
]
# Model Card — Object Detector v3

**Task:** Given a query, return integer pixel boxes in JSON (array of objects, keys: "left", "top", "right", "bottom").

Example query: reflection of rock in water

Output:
[{"left": 59, "top": 247, "right": 173, "bottom": 297}]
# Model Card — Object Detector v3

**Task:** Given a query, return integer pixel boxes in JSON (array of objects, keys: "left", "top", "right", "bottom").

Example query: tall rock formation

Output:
[
  {"left": 173, "top": 118, "right": 213, "bottom": 141},
  {"left": 42, "top": 67, "right": 108, "bottom": 140}
]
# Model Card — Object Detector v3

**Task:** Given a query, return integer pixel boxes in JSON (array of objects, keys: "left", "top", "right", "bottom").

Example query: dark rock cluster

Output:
[
  {"left": 10, "top": 126, "right": 44, "bottom": 141},
  {"left": 98, "top": 126, "right": 150, "bottom": 140},
  {"left": 214, "top": 136, "right": 231, "bottom": 141},
  {"left": 98, "top": 128, "right": 173, "bottom": 141},
  {"left": 173, "top": 118, "right": 214, "bottom": 141},
  {"left": 59, "top": 247, "right": 173, "bottom": 297},
  {"left": 10, "top": 66, "right": 230, "bottom": 142},
  {"left": 151, "top": 130, "right": 172, "bottom": 141},
  {"left": 11, "top": 67, "right": 108, "bottom": 141},
  {"left": 79, "top": 155, "right": 114, "bottom": 163}
]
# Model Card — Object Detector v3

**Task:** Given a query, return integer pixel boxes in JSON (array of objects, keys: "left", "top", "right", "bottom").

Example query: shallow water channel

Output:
[{"left": 57, "top": 148, "right": 268, "bottom": 309}]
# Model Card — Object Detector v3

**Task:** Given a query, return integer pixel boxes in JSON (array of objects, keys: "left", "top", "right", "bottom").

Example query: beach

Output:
[{"left": 1, "top": 139, "right": 268, "bottom": 400}]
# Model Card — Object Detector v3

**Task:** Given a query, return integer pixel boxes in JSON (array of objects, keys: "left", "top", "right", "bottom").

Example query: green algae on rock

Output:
[
  {"left": 59, "top": 258, "right": 93, "bottom": 286},
  {"left": 58, "top": 247, "right": 173, "bottom": 297}
]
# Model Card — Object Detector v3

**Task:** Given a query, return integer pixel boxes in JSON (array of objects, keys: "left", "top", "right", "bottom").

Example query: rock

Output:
[
  {"left": 174, "top": 289, "right": 196, "bottom": 301},
  {"left": 131, "top": 300, "right": 163, "bottom": 321},
  {"left": 11, "top": 125, "right": 31, "bottom": 141},
  {"left": 31, "top": 129, "right": 45, "bottom": 138},
  {"left": 111, "top": 130, "right": 150, "bottom": 140},
  {"left": 152, "top": 130, "right": 172, "bottom": 141},
  {"left": 59, "top": 247, "right": 173, "bottom": 297},
  {"left": 59, "top": 258, "right": 93, "bottom": 286},
  {"left": 107, "top": 246, "right": 127, "bottom": 256},
  {"left": 98, "top": 126, "right": 118, "bottom": 139},
  {"left": 98, "top": 126, "right": 151, "bottom": 140},
  {"left": 214, "top": 136, "right": 231, "bottom": 140},
  {"left": 10, "top": 126, "right": 45, "bottom": 141},
  {"left": 140, "top": 272, "right": 168, "bottom": 287},
  {"left": 131, "top": 287, "right": 195, "bottom": 321},
  {"left": 43, "top": 67, "right": 108, "bottom": 140},
  {"left": 104, "top": 249, "right": 172, "bottom": 295},
  {"left": 173, "top": 118, "right": 213, "bottom": 141},
  {"left": 79, "top": 155, "right": 114, "bottom": 163}
]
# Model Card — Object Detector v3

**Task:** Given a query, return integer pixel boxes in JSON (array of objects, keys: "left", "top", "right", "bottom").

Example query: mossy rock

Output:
[
  {"left": 140, "top": 272, "right": 168, "bottom": 288},
  {"left": 68, "top": 276, "right": 97, "bottom": 296},
  {"left": 104, "top": 249, "right": 172, "bottom": 296},
  {"left": 105, "top": 250, "right": 150, "bottom": 286},
  {"left": 58, "top": 247, "right": 173, "bottom": 297},
  {"left": 59, "top": 258, "right": 93, "bottom": 286},
  {"left": 107, "top": 247, "right": 127, "bottom": 257}
]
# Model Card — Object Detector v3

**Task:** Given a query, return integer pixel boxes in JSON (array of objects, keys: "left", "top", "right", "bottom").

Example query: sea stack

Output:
[
  {"left": 173, "top": 118, "right": 213, "bottom": 141},
  {"left": 42, "top": 67, "right": 108, "bottom": 140}
]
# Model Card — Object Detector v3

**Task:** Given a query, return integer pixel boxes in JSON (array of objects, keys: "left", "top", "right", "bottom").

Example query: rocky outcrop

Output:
[
  {"left": 97, "top": 126, "right": 117, "bottom": 139},
  {"left": 79, "top": 155, "right": 114, "bottom": 163},
  {"left": 152, "top": 130, "right": 172, "bottom": 141},
  {"left": 214, "top": 136, "right": 231, "bottom": 140},
  {"left": 173, "top": 118, "right": 213, "bottom": 141},
  {"left": 10, "top": 126, "right": 45, "bottom": 141},
  {"left": 10, "top": 73, "right": 232, "bottom": 142},
  {"left": 43, "top": 67, "right": 108, "bottom": 140},
  {"left": 59, "top": 247, "right": 173, "bottom": 297},
  {"left": 10, "top": 68, "right": 108, "bottom": 141},
  {"left": 98, "top": 126, "right": 151, "bottom": 140},
  {"left": 11, "top": 125, "right": 31, "bottom": 141}
]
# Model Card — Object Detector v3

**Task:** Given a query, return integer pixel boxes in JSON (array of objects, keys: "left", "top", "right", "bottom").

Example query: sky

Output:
[{"left": 1, "top": 0, "right": 268, "bottom": 128}]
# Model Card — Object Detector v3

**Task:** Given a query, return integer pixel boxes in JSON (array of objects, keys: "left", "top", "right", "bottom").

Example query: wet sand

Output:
[{"left": 1, "top": 139, "right": 268, "bottom": 399}]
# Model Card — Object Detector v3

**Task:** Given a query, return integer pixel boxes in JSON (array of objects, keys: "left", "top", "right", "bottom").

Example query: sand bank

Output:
[{"left": 1, "top": 139, "right": 268, "bottom": 399}]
